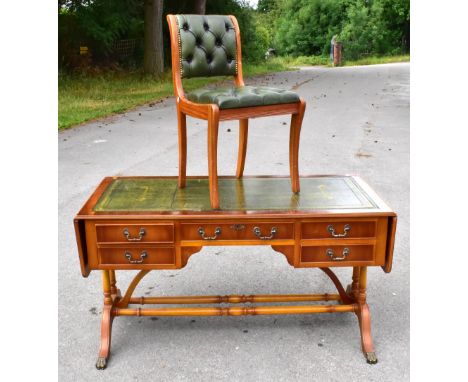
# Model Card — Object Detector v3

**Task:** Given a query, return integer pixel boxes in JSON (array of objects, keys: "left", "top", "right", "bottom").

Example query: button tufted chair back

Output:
[{"left": 174, "top": 15, "right": 238, "bottom": 79}]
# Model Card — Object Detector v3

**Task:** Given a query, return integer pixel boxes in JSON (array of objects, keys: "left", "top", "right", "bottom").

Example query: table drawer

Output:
[
  {"left": 180, "top": 222, "right": 294, "bottom": 241},
  {"left": 301, "top": 245, "right": 374, "bottom": 264},
  {"left": 301, "top": 220, "right": 376, "bottom": 239},
  {"left": 96, "top": 224, "right": 174, "bottom": 243},
  {"left": 99, "top": 247, "right": 175, "bottom": 266}
]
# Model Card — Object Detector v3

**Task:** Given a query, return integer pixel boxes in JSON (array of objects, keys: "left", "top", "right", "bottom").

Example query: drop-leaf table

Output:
[{"left": 74, "top": 175, "right": 397, "bottom": 369}]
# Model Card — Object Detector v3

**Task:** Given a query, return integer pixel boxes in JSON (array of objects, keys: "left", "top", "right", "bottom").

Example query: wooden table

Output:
[{"left": 74, "top": 175, "right": 397, "bottom": 369}]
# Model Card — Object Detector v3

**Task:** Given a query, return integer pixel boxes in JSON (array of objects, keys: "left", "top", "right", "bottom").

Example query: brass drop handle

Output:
[
  {"left": 124, "top": 251, "right": 148, "bottom": 264},
  {"left": 123, "top": 227, "right": 146, "bottom": 241},
  {"left": 327, "top": 224, "right": 351, "bottom": 238},
  {"left": 198, "top": 227, "right": 222, "bottom": 240},
  {"left": 253, "top": 226, "right": 278, "bottom": 240},
  {"left": 326, "top": 247, "right": 349, "bottom": 261}
]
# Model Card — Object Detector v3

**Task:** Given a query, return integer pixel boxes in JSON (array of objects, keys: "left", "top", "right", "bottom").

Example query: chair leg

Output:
[
  {"left": 208, "top": 106, "right": 220, "bottom": 209},
  {"left": 177, "top": 102, "right": 187, "bottom": 188},
  {"left": 236, "top": 119, "right": 249, "bottom": 178},
  {"left": 289, "top": 99, "right": 306, "bottom": 193}
]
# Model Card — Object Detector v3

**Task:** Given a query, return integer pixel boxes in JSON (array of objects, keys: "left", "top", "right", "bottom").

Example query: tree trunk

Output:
[
  {"left": 194, "top": 0, "right": 206, "bottom": 15},
  {"left": 144, "top": 0, "right": 164, "bottom": 76}
]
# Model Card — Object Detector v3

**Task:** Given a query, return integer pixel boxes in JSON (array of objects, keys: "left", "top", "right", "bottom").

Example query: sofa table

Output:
[{"left": 74, "top": 175, "right": 397, "bottom": 369}]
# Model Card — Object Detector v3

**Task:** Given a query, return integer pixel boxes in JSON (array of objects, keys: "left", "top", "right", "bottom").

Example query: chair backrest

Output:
[{"left": 167, "top": 14, "right": 242, "bottom": 82}]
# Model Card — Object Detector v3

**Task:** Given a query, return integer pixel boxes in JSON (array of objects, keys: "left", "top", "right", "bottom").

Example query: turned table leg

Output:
[
  {"left": 96, "top": 270, "right": 114, "bottom": 370},
  {"left": 346, "top": 266, "right": 360, "bottom": 297},
  {"left": 355, "top": 266, "right": 378, "bottom": 364},
  {"left": 109, "top": 270, "right": 121, "bottom": 301}
]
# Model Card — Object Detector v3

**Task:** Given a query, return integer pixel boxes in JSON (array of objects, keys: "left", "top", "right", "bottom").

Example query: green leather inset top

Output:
[
  {"left": 93, "top": 177, "right": 377, "bottom": 212},
  {"left": 187, "top": 85, "right": 300, "bottom": 109},
  {"left": 176, "top": 15, "right": 237, "bottom": 78}
]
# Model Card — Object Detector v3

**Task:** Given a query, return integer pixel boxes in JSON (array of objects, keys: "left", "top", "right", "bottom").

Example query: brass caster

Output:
[
  {"left": 96, "top": 357, "right": 107, "bottom": 370},
  {"left": 365, "top": 352, "right": 378, "bottom": 364}
]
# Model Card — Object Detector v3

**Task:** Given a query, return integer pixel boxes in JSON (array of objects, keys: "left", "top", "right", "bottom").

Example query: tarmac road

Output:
[{"left": 59, "top": 62, "right": 409, "bottom": 381}]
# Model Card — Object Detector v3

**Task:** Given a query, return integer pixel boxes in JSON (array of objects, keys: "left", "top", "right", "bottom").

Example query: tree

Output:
[
  {"left": 272, "top": 0, "right": 409, "bottom": 58},
  {"left": 275, "top": 0, "right": 346, "bottom": 56},
  {"left": 144, "top": 0, "right": 164, "bottom": 76},
  {"left": 257, "top": 0, "right": 276, "bottom": 13},
  {"left": 59, "top": 0, "right": 144, "bottom": 68},
  {"left": 194, "top": 0, "right": 206, "bottom": 14},
  {"left": 338, "top": 0, "right": 410, "bottom": 59}
]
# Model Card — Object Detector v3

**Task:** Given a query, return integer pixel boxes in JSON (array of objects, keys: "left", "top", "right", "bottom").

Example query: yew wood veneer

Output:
[{"left": 74, "top": 175, "right": 397, "bottom": 369}]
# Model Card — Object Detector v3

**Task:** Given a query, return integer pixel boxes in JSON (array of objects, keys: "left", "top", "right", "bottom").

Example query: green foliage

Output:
[
  {"left": 338, "top": 0, "right": 409, "bottom": 59},
  {"left": 338, "top": 0, "right": 372, "bottom": 59},
  {"left": 372, "top": 0, "right": 410, "bottom": 53},
  {"left": 59, "top": 0, "right": 143, "bottom": 68},
  {"left": 274, "top": 0, "right": 347, "bottom": 56},
  {"left": 272, "top": 0, "right": 409, "bottom": 59},
  {"left": 257, "top": 0, "right": 276, "bottom": 13},
  {"left": 59, "top": 0, "right": 271, "bottom": 69},
  {"left": 58, "top": 0, "right": 410, "bottom": 72}
]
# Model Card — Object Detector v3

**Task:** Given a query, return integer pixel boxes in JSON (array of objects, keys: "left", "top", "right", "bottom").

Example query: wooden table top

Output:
[{"left": 76, "top": 175, "right": 394, "bottom": 217}]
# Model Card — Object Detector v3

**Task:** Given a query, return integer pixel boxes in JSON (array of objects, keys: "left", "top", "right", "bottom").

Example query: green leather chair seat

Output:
[{"left": 187, "top": 86, "right": 300, "bottom": 109}]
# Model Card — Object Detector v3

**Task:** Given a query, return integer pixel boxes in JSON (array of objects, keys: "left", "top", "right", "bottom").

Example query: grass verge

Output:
[
  {"left": 267, "top": 54, "right": 409, "bottom": 68},
  {"left": 342, "top": 54, "right": 410, "bottom": 66},
  {"left": 58, "top": 60, "right": 290, "bottom": 129},
  {"left": 58, "top": 54, "right": 408, "bottom": 130}
]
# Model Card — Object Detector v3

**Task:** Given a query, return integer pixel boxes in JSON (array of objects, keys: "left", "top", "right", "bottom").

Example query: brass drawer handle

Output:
[
  {"left": 124, "top": 250, "right": 148, "bottom": 264},
  {"left": 123, "top": 227, "right": 146, "bottom": 241},
  {"left": 326, "top": 247, "right": 349, "bottom": 261},
  {"left": 253, "top": 226, "right": 278, "bottom": 240},
  {"left": 198, "top": 227, "right": 221, "bottom": 240},
  {"left": 327, "top": 224, "right": 351, "bottom": 238}
]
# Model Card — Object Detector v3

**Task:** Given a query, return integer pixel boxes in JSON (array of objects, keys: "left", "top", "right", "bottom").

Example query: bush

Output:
[
  {"left": 274, "top": 0, "right": 346, "bottom": 56},
  {"left": 338, "top": 0, "right": 409, "bottom": 60},
  {"left": 271, "top": 0, "right": 409, "bottom": 59},
  {"left": 338, "top": 0, "right": 372, "bottom": 60}
]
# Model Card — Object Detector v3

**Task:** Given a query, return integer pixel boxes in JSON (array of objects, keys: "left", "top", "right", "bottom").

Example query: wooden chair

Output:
[{"left": 167, "top": 14, "right": 306, "bottom": 209}]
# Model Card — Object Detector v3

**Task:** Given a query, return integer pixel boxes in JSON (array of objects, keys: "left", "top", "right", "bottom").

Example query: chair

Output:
[{"left": 166, "top": 14, "right": 306, "bottom": 209}]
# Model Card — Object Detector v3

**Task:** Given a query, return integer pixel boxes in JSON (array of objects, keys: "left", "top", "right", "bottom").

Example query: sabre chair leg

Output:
[
  {"left": 208, "top": 106, "right": 220, "bottom": 209},
  {"left": 289, "top": 99, "right": 306, "bottom": 193},
  {"left": 96, "top": 271, "right": 114, "bottom": 370},
  {"left": 236, "top": 119, "right": 249, "bottom": 178},
  {"left": 176, "top": 101, "right": 187, "bottom": 188},
  {"left": 355, "top": 267, "right": 378, "bottom": 364}
]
